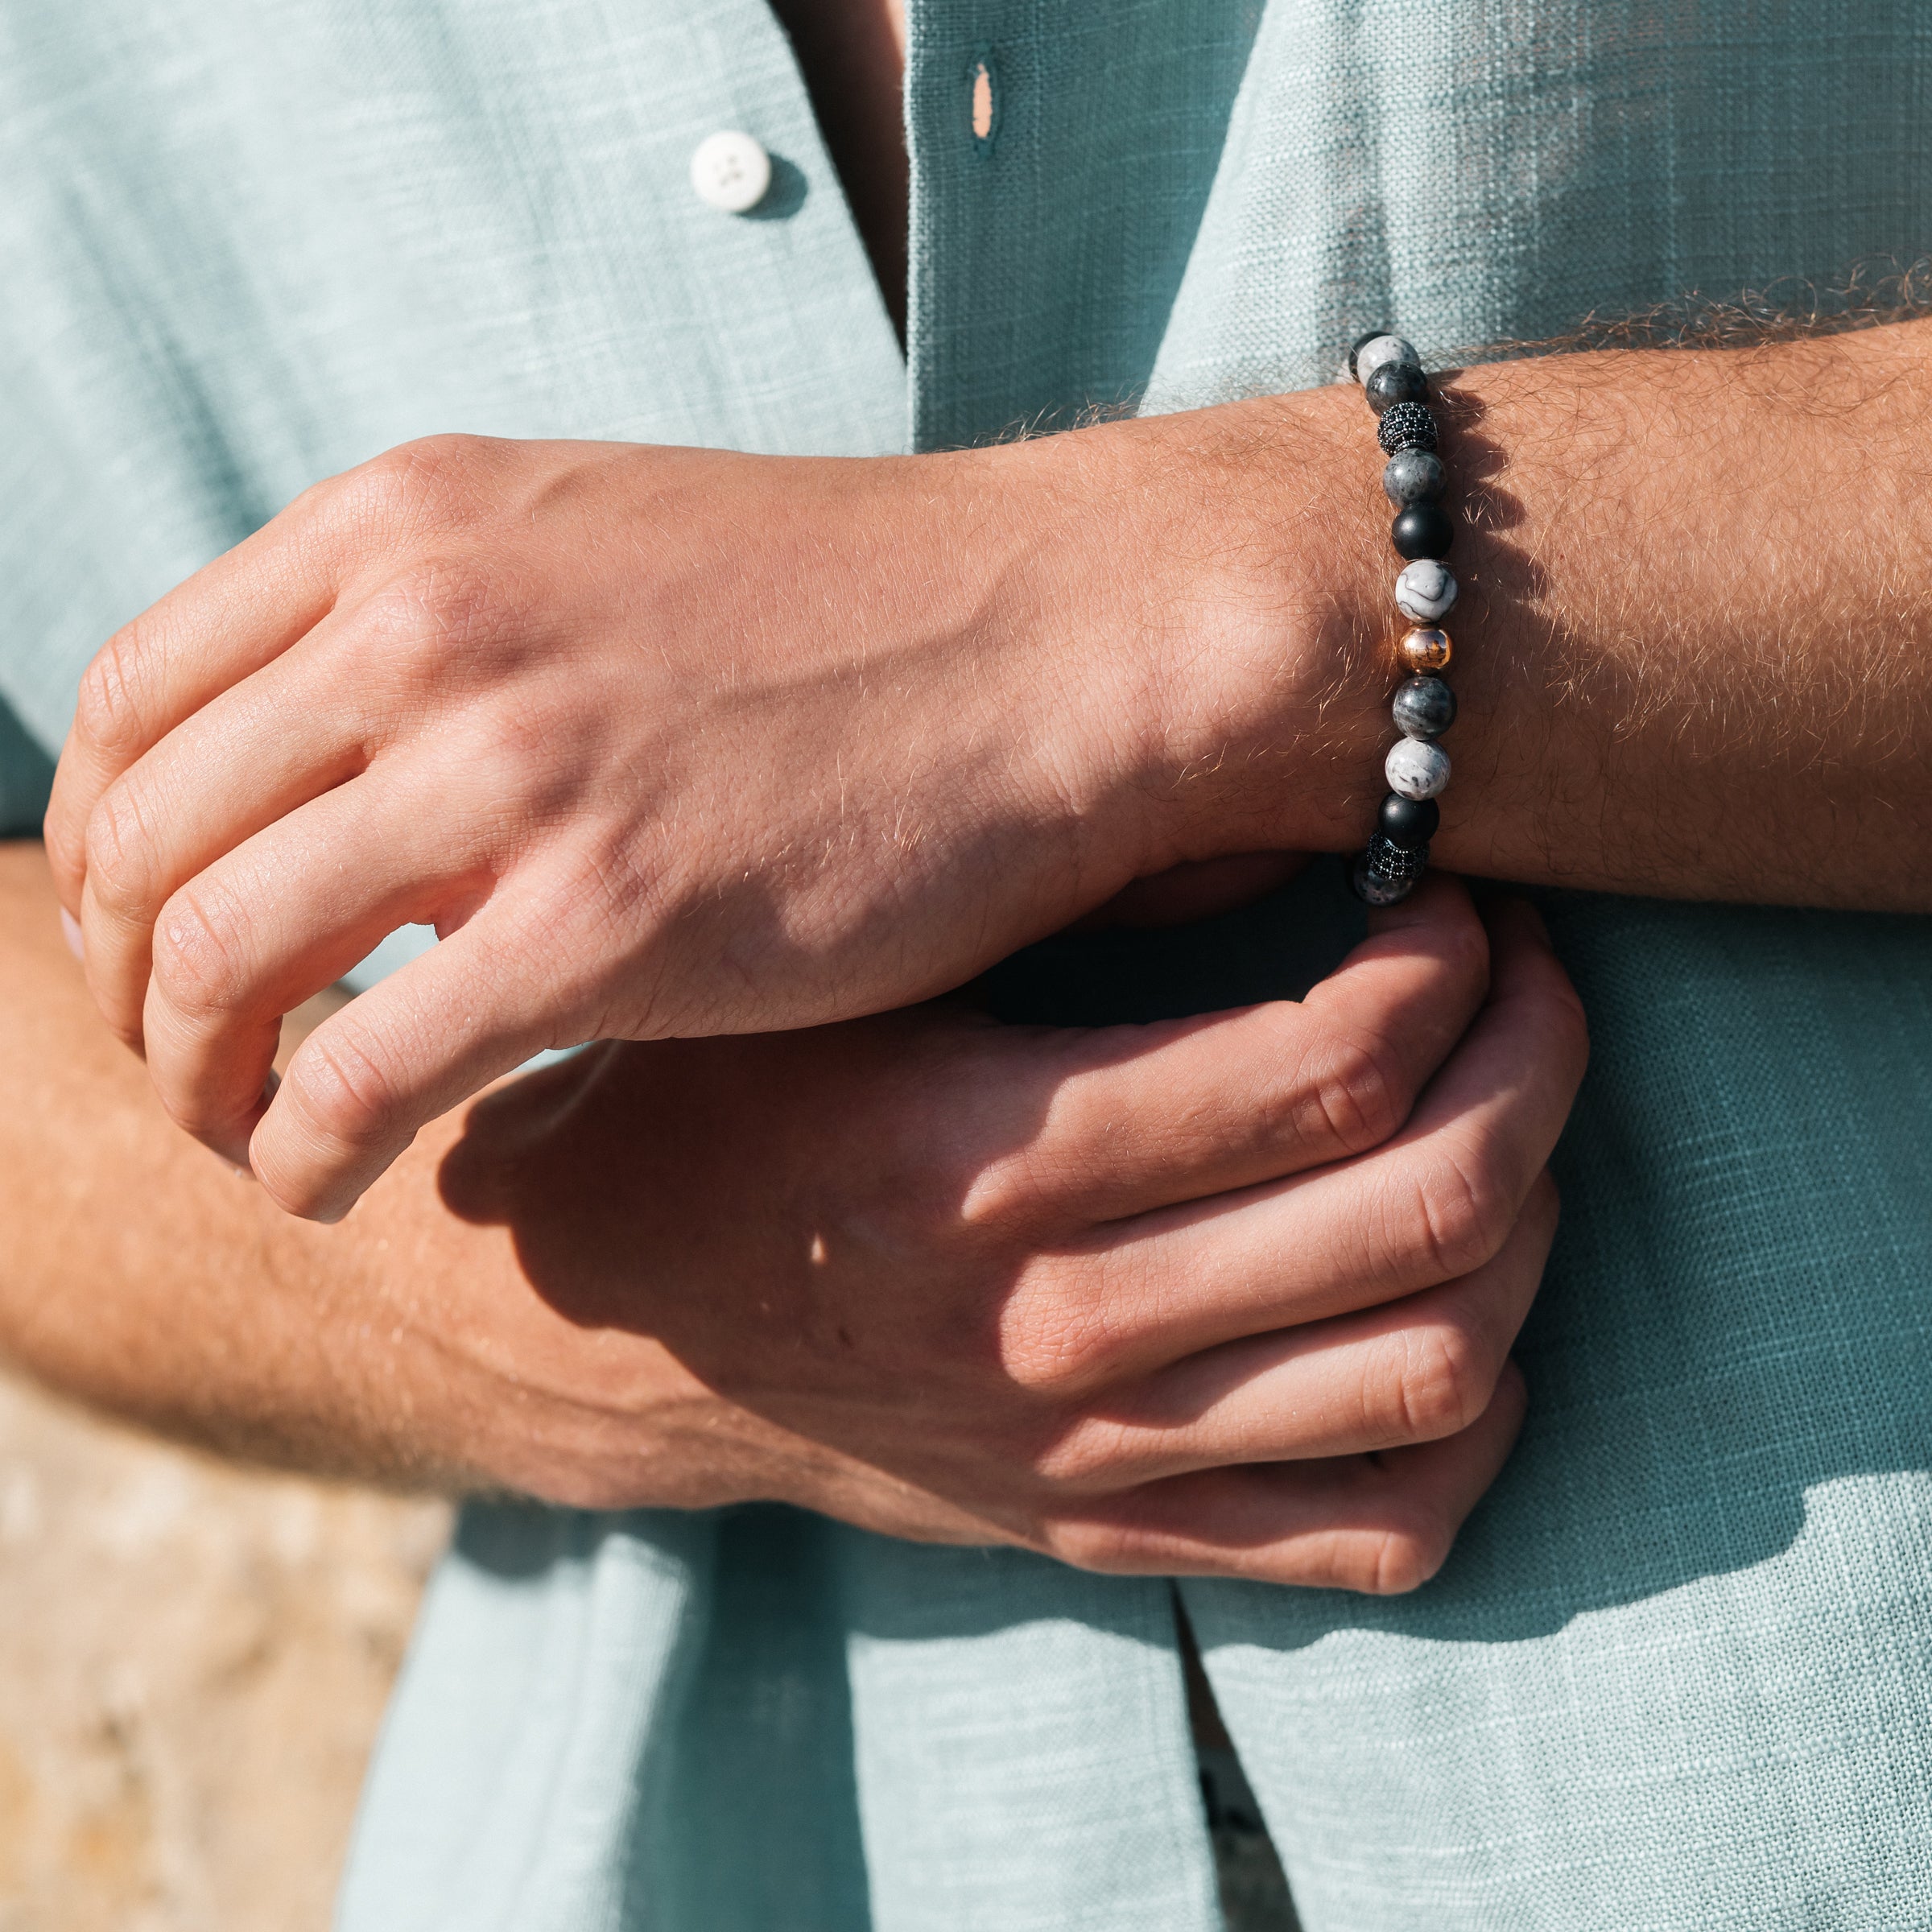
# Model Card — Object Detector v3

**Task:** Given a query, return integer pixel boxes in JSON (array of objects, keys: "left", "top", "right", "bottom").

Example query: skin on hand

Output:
[
  {"left": 432, "top": 877, "right": 1587, "bottom": 1590},
  {"left": 0, "top": 842, "right": 1587, "bottom": 1589},
  {"left": 43, "top": 423, "right": 1363, "bottom": 1220}
]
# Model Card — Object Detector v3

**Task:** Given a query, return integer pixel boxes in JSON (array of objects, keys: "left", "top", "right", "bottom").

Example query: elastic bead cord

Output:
[{"left": 1346, "top": 329, "right": 1459, "bottom": 906}]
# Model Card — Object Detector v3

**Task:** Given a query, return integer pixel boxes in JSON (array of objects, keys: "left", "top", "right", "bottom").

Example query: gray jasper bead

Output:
[
  {"left": 1355, "top": 333, "right": 1420, "bottom": 388},
  {"left": 1385, "top": 737, "right": 1451, "bottom": 800},
  {"left": 1365, "top": 359, "right": 1429, "bottom": 415},
  {"left": 1395, "top": 558, "right": 1457, "bottom": 624},
  {"left": 1393, "top": 675, "right": 1457, "bottom": 739},
  {"left": 1382, "top": 448, "right": 1445, "bottom": 506}
]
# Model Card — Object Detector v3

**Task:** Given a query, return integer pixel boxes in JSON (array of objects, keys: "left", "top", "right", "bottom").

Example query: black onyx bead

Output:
[
  {"left": 1378, "top": 791, "right": 1440, "bottom": 849},
  {"left": 1365, "top": 360, "right": 1428, "bottom": 415},
  {"left": 1382, "top": 449, "right": 1445, "bottom": 506},
  {"left": 1347, "top": 328, "right": 1393, "bottom": 382},
  {"left": 1377, "top": 400, "right": 1438, "bottom": 456},
  {"left": 1392, "top": 502, "right": 1454, "bottom": 559}
]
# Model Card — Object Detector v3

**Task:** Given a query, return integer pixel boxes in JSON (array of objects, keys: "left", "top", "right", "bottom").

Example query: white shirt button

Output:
[{"left": 689, "top": 130, "right": 772, "bottom": 214}]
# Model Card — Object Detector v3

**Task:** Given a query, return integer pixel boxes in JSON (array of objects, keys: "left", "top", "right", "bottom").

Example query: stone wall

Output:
[{"left": 0, "top": 1368, "right": 448, "bottom": 1930}]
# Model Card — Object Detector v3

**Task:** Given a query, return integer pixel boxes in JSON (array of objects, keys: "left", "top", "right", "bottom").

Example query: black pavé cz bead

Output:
[
  {"left": 1377, "top": 399, "right": 1438, "bottom": 456},
  {"left": 1356, "top": 833, "right": 1430, "bottom": 906}
]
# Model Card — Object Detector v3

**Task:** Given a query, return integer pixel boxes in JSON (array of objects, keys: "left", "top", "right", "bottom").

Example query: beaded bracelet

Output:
[{"left": 1346, "top": 329, "right": 1458, "bottom": 907}]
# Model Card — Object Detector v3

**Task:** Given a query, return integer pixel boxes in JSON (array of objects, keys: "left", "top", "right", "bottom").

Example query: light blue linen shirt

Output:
[{"left": 2, "top": 4, "right": 1931, "bottom": 1928}]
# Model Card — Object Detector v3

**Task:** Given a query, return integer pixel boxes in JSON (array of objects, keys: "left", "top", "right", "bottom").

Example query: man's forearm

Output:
[
  {"left": 0, "top": 839, "right": 679, "bottom": 1496},
  {"left": 1143, "top": 319, "right": 1932, "bottom": 909}
]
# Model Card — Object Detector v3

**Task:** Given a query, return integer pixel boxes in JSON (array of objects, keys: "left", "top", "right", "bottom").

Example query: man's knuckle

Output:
[
  {"left": 1387, "top": 1319, "right": 1491, "bottom": 1442},
  {"left": 401, "top": 431, "right": 489, "bottom": 481},
  {"left": 324, "top": 456, "right": 416, "bottom": 535},
  {"left": 339, "top": 435, "right": 484, "bottom": 531},
  {"left": 287, "top": 1029, "right": 402, "bottom": 1154},
  {"left": 72, "top": 633, "right": 150, "bottom": 760},
  {"left": 149, "top": 881, "right": 252, "bottom": 1016},
  {"left": 1412, "top": 1145, "right": 1513, "bottom": 1278},
  {"left": 365, "top": 555, "right": 515, "bottom": 678},
  {"left": 83, "top": 788, "right": 157, "bottom": 915},
  {"left": 997, "top": 1288, "right": 1113, "bottom": 1396},
  {"left": 1303, "top": 1025, "right": 1407, "bottom": 1152},
  {"left": 1365, "top": 1515, "right": 1454, "bottom": 1595}
]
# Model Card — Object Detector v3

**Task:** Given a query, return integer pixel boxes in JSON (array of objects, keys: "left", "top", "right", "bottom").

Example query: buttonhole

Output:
[{"left": 968, "top": 51, "right": 998, "bottom": 148}]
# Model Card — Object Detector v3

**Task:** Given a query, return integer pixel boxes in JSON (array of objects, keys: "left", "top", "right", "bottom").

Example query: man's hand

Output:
[
  {"left": 434, "top": 875, "right": 1586, "bottom": 1588},
  {"left": 0, "top": 843, "right": 1586, "bottom": 1591},
  {"left": 44, "top": 426, "right": 1346, "bottom": 1220}
]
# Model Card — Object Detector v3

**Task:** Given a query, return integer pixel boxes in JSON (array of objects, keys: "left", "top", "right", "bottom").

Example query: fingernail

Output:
[{"left": 59, "top": 908, "right": 84, "bottom": 961}]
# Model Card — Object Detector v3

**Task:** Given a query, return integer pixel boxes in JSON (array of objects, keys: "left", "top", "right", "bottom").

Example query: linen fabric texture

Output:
[{"left": 0, "top": 2, "right": 1929, "bottom": 1927}]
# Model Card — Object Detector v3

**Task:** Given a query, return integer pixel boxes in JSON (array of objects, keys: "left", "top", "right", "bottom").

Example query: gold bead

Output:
[{"left": 1398, "top": 626, "right": 1452, "bottom": 674}]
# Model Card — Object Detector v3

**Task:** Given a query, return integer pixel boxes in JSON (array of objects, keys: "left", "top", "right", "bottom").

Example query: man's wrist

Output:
[{"left": 1063, "top": 388, "right": 1394, "bottom": 869}]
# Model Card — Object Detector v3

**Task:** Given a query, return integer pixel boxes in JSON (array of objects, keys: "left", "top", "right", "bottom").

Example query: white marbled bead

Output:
[
  {"left": 1385, "top": 737, "right": 1451, "bottom": 800},
  {"left": 1395, "top": 558, "right": 1457, "bottom": 624},
  {"left": 1356, "top": 334, "right": 1420, "bottom": 387}
]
